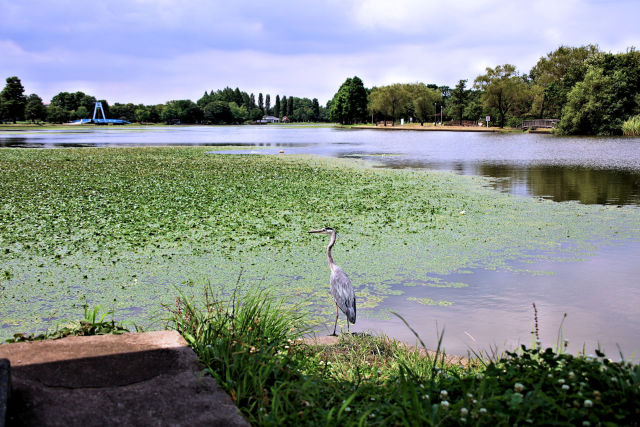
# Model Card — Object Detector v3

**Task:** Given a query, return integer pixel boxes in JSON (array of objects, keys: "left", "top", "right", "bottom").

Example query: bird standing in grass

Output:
[{"left": 308, "top": 227, "right": 356, "bottom": 336}]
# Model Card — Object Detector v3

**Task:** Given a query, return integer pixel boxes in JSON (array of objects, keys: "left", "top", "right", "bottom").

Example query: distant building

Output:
[{"left": 257, "top": 115, "right": 280, "bottom": 124}]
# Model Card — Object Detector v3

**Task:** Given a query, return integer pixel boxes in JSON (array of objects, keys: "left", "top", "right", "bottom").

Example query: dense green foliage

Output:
[
  {"left": 529, "top": 45, "right": 599, "bottom": 119},
  {"left": 0, "top": 76, "right": 27, "bottom": 123},
  {"left": 0, "top": 77, "right": 326, "bottom": 125},
  {"left": 474, "top": 64, "right": 531, "bottom": 128},
  {"left": 172, "top": 289, "right": 640, "bottom": 426},
  {"left": 332, "top": 44, "right": 640, "bottom": 133},
  {"left": 557, "top": 49, "right": 640, "bottom": 135},
  {"left": 24, "top": 93, "right": 46, "bottom": 123},
  {"left": 328, "top": 76, "right": 368, "bottom": 124}
]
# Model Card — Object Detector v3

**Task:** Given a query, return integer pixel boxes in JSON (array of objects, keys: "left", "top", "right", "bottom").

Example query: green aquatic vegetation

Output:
[
  {"left": 408, "top": 297, "right": 454, "bottom": 306},
  {"left": 1, "top": 147, "right": 640, "bottom": 337}
]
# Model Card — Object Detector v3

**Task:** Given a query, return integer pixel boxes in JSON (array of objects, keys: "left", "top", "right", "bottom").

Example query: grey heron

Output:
[{"left": 308, "top": 227, "right": 356, "bottom": 336}]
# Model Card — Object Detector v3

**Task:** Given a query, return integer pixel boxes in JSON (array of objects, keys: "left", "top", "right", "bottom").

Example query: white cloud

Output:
[{"left": 1, "top": 0, "right": 638, "bottom": 104}]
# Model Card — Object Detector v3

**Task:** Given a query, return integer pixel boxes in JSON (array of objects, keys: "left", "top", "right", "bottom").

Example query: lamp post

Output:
[
  {"left": 440, "top": 105, "right": 443, "bottom": 125},
  {"left": 434, "top": 103, "right": 437, "bottom": 125}
]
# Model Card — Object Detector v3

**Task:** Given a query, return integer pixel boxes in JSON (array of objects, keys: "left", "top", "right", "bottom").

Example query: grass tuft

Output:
[
  {"left": 622, "top": 115, "right": 640, "bottom": 136},
  {"left": 4, "top": 304, "right": 130, "bottom": 342}
]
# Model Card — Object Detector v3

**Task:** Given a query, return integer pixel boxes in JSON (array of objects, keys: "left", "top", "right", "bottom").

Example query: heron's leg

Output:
[
  {"left": 331, "top": 305, "right": 339, "bottom": 336},
  {"left": 347, "top": 319, "right": 350, "bottom": 334}
]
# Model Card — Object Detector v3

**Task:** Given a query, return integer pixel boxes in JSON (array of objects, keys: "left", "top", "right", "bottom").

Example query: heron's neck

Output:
[{"left": 327, "top": 231, "right": 336, "bottom": 268}]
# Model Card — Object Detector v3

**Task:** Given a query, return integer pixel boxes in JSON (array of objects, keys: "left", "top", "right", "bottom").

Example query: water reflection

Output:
[
  {"left": 3, "top": 126, "right": 640, "bottom": 206},
  {"left": 490, "top": 165, "right": 640, "bottom": 205},
  {"left": 375, "top": 158, "right": 640, "bottom": 205},
  {"left": 354, "top": 239, "right": 640, "bottom": 358}
]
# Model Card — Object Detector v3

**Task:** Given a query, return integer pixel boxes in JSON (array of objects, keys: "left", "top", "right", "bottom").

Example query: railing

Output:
[{"left": 522, "top": 119, "right": 559, "bottom": 130}]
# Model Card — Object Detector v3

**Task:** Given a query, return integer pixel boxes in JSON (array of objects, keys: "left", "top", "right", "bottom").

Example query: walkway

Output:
[{"left": 0, "top": 331, "right": 247, "bottom": 426}]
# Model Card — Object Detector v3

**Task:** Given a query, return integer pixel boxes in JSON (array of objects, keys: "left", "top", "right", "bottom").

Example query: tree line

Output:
[
  {"left": 2, "top": 44, "right": 638, "bottom": 134},
  {"left": 0, "top": 79, "right": 327, "bottom": 125},
  {"left": 328, "top": 45, "right": 640, "bottom": 135}
]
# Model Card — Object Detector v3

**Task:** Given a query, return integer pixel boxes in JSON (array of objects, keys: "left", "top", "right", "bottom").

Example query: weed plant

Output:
[
  {"left": 622, "top": 115, "right": 640, "bottom": 136},
  {"left": 170, "top": 288, "right": 640, "bottom": 426},
  {"left": 4, "top": 305, "right": 130, "bottom": 342}
]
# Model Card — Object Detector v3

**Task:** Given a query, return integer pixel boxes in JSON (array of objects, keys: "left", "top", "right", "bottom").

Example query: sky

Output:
[{"left": 1, "top": 0, "right": 638, "bottom": 105}]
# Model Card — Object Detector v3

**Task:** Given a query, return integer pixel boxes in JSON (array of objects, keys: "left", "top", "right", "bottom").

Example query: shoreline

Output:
[{"left": 350, "top": 124, "right": 549, "bottom": 133}]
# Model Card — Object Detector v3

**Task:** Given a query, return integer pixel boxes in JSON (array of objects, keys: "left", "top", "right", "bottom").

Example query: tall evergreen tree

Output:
[
  {"left": 282, "top": 96, "right": 288, "bottom": 116},
  {"left": 287, "top": 97, "right": 294, "bottom": 119},
  {"left": 233, "top": 88, "right": 243, "bottom": 105},
  {"left": 258, "top": 93, "right": 264, "bottom": 114},
  {"left": 448, "top": 79, "right": 468, "bottom": 122},
  {"left": 0, "top": 76, "right": 27, "bottom": 123},
  {"left": 312, "top": 98, "right": 320, "bottom": 121},
  {"left": 250, "top": 93, "right": 256, "bottom": 108},
  {"left": 265, "top": 94, "right": 271, "bottom": 115},
  {"left": 274, "top": 95, "right": 281, "bottom": 118}
]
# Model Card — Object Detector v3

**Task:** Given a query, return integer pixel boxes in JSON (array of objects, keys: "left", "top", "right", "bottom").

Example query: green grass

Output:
[
  {"left": 170, "top": 288, "right": 640, "bottom": 426},
  {"left": 1, "top": 147, "right": 640, "bottom": 338},
  {"left": 4, "top": 305, "right": 131, "bottom": 342},
  {"left": 622, "top": 115, "right": 640, "bottom": 136}
]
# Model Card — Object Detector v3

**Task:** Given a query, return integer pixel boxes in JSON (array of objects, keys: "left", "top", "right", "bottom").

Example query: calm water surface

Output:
[
  {"left": 2, "top": 126, "right": 640, "bottom": 356},
  {"left": 3, "top": 125, "right": 639, "bottom": 205}
]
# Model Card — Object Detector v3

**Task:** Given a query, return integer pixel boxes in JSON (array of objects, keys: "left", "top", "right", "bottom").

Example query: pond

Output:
[
  {"left": 3, "top": 125, "right": 640, "bottom": 205},
  {"left": 1, "top": 125, "right": 640, "bottom": 358}
]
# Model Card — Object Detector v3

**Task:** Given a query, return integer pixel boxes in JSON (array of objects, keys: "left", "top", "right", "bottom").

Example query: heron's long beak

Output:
[{"left": 308, "top": 229, "right": 323, "bottom": 234}]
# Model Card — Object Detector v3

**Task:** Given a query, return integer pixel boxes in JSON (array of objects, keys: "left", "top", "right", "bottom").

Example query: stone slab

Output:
[
  {"left": 0, "top": 331, "right": 248, "bottom": 426},
  {"left": 1, "top": 358, "right": 9, "bottom": 427}
]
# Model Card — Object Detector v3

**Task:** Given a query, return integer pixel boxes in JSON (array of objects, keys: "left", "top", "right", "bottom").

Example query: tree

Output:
[
  {"left": 229, "top": 102, "right": 249, "bottom": 123},
  {"left": 161, "top": 100, "right": 202, "bottom": 124},
  {"left": 135, "top": 108, "right": 150, "bottom": 123},
  {"left": 46, "top": 105, "right": 69, "bottom": 123},
  {"left": 24, "top": 94, "right": 46, "bottom": 123},
  {"left": 203, "top": 101, "right": 232, "bottom": 124},
  {"left": 233, "top": 88, "right": 243, "bottom": 106},
  {"left": 448, "top": 80, "right": 468, "bottom": 122},
  {"left": 0, "top": 76, "right": 27, "bottom": 123},
  {"left": 287, "top": 97, "right": 294, "bottom": 119},
  {"left": 265, "top": 94, "right": 271, "bottom": 115},
  {"left": 73, "top": 105, "right": 90, "bottom": 120},
  {"left": 312, "top": 98, "right": 320, "bottom": 121},
  {"left": 282, "top": 96, "right": 288, "bottom": 117},
  {"left": 328, "top": 76, "right": 368, "bottom": 124},
  {"left": 258, "top": 93, "right": 264, "bottom": 114},
  {"left": 0, "top": 97, "right": 6, "bottom": 122},
  {"left": 558, "top": 49, "right": 640, "bottom": 135},
  {"left": 274, "top": 95, "right": 281, "bottom": 118},
  {"left": 529, "top": 45, "right": 600, "bottom": 118},
  {"left": 474, "top": 64, "right": 530, "bottom": 127},
  {"left": 369, "top": 84, "right": 409, "bottom": 125},
  {"left": 463, "top": 90, "right": 484, "bottom": 122},
  {"left": 405, "top": 83, "right": 440, "bottom": 125}
]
